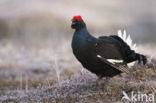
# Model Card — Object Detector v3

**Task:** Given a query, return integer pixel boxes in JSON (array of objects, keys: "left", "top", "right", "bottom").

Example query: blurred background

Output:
[
  {"left": 0, "top": 0, "right": 156, "bottom": 44},
  {"left": 0, "top": 0, "right": 155, "bottom": 90}
]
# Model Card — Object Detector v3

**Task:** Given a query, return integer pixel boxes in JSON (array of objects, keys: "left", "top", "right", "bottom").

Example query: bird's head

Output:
[{"left": 71, "top": 15, "right": 86, "bottom": 30}]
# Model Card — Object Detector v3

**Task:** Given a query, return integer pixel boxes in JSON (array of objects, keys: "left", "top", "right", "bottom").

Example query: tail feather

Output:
[
  {"left": 118, "top": 30, "right": 137, "bottom": 51},
  {"left": 116, "top": 30, "right": 147, "bottom": 64}
]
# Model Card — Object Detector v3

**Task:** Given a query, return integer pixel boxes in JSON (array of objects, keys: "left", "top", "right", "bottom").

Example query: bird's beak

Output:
[
  {"left": 72, "top": 22, "right": 76, "bottom": 25},
  {"left": 71, "top": 19, "right": 76, "bottom": 25},
  {"left": 71, "top": 19, "right": 77, "bottom": 25}
]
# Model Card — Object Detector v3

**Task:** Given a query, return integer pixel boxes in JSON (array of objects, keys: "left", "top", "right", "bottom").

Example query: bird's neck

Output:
[
  {"left": 74, "top": 27, "right": 93, "bottom": 40},
  {"left": 73, "top": 26, "right": 95, "bottom": 44},
  {"left": 75, "top": 26, "right": 87, "bottom": 33},
  {"left": 75, "top": 22, "right": 86, "bottom": 31}
]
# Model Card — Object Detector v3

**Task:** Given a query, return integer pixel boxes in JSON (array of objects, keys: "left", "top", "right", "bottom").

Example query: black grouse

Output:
[{"left": 71, "top": 15, "right": 147, "bottom": 78}]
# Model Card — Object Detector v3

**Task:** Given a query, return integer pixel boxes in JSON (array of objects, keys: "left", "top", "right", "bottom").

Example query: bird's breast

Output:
[{"left": 72, "top": 37, "right": 95, "bottom": 61}]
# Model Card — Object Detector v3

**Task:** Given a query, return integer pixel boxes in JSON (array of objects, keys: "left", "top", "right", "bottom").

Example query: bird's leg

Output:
[
  {"left": 104, "top": 77, "right": 110, "bottom": 85},
  {"left": 96, "top": 76, "right": 111, "bottom": 91},
  {"left": 96, "top": 75, "right": 103, "bottom": 86},
  {"left": 96, "top": 76, "right": 110, "bottom": 86}
]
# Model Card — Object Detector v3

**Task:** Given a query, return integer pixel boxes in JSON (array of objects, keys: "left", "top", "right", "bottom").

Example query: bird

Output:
[{"left": 71, "top": 15, "right": 147, "bottom": 78}]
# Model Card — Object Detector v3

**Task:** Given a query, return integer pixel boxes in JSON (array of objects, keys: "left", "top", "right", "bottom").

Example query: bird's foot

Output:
[{"left": 96, "top": 77, "right": 110, "bottom": 86}]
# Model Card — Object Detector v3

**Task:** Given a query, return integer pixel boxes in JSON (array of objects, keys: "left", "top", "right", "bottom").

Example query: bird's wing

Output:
[
  {"left": 95, "top": 36, "right": 130, "bottom": 74},
  {"left": 97, "top": 55, "right": 130, "bottom": 74},
  {"left": 95, "top": 36, "right": 125, "bottom": 60}
]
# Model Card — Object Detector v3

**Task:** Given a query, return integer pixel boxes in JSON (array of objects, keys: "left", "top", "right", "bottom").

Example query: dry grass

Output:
[
  {"left": 0, "top": 39, "right": 80, "bottom": 90},
  {"left": 1, "top": 59, "right": 156, "bottom": 103},
  {"left": 0, "top": 39, "right": 156, "bottom": 103}
]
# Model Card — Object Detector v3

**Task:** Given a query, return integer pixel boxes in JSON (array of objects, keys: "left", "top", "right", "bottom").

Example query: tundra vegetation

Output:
[{"left": 0, "top": 0, "right": 156, "bottom": 103}]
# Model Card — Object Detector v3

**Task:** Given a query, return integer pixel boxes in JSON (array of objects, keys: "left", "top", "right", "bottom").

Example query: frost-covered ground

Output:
[
  {"left": 0, "top": 39, "right": 156, "bottom": 103},
  {"left": 0, "top": 39, "right": 81, "bottom": 90},
  {"left": 1, "top": 59, "right": 156, "bottom": 103}
]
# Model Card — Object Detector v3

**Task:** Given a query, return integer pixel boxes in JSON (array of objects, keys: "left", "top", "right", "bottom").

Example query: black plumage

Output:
[{"left": 71, "top": 15, "right": 147, "bottom": 78}]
